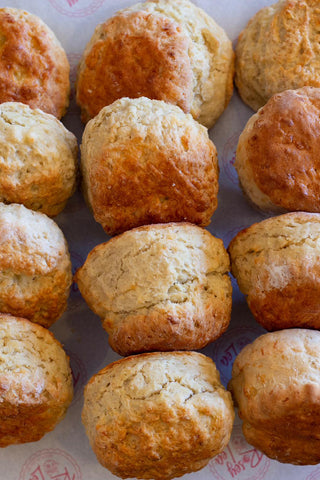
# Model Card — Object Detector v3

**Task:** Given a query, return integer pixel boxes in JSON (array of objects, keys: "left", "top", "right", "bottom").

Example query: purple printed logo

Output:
[
  {"left": 20, "top": 449, "right": 82, "bottom": 480},
  {"left": 48, "top": 0, "right": 105, "bottom": 17}
]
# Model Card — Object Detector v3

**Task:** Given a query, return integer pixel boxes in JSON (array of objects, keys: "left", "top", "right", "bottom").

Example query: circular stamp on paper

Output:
[
  {"left": 209, "top": 424, "right": 270, "bottom": 480},
  {"left": 211, "top": 326, "right": 263, "bottom": 387},
  {"left": 20, "top": 449, "right": 82, "bottom": 480},
  {"left": 221, "top": 130, "right": 241, "bottom": 185},
  {"left": 48, "top": 0, "right": 106, "bottom": 18},
  {"left": 65, "top": 349, "right": 87, "bottom": 403},
  {"left": 306, "top": 468, "right": 320, "bottom": 480}
]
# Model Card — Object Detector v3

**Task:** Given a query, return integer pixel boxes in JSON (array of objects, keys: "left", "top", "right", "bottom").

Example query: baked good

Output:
[
  {"left": 82, "top": 351, "right": 234, "bottom": 479},
  {"left": 235, "top": 0, "right": 320, "bottom": 111},
  {"left": 0, "top": 102, "right": 78, "bottom": 216},
  {"left": 0, "top": 8, "right": 70, "bottom": 118},
  {"left": 228, "top": 211, "right": 320, "bottom": 331},
  {"left": 81, "top": 97, "right": 218, "bottom": 236},
  {"left": 76, "top": 0, "right": 234, "bottom": 127},
  {"left": 229, "top": 329, "right": 320, "bottom": 465},
  {"left": 75, "top": 222, "right": 232, "bottom": 356},
  {"left": 0, "top": 203, "right": 72, "bottom": 328},
  {"left": 235, "top": 87, "right": 320, "bottom": 213},
  {"left": 0, "top": 313, "right": 73, "bottom": 447}
]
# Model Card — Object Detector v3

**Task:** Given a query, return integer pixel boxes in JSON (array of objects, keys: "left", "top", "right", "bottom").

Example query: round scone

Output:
[
  {"left": 0, "top": 313, "right": 73, "bottom": 447},
  {"left": 229, "top": 329, "right": 320, "bottom": 465},
  {"left": 75, "top": 223, "right": 232, "bottom": 356},
  {"left": 236, "top": 87, "right": 320, "bottom": 213},
  {"left": 82, "top": 351, "right": 234, "bottom": 479},
  {"left": 76, "top": 0, "right": 234, "bottom": 127},
  {"left": 0, "top": 8, "right": 70, "bottom": 118},
  {"left": 235, "top": 0, "right": 320, "bottom": 111},
  {"left": 228, "top": 212, "right": 320, "bottom": 331},
  {"left": 0, "top": 102, "right": 78, "bottom": 216},
  {"left": 0, "top": 203, "right": 72, "bottom": 328},
  {"left": 81, "top": 97, "right": 219, "bottom": 236}
]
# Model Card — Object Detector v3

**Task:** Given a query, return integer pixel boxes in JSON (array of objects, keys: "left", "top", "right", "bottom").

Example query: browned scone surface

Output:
[
  {"left": 76, "top": 10, "right": 193, "bottom": 123},
  {"left": 82, "top": 351, "right": 234, "bottom": 479},
  {"left": 81, "top": 97, "right": 218, "bottom": 236},
  {"left": 0, "top": 313, "right": 73, "bottom": 447},
  {"left": 0, "top": 203, "right": 72, "bottom": 327},
  {"left": 0, "top": 8, "right": 70, "bottom": 118},
  {"left": 235, "top": 0, "right": 320, "bottom": 111},
  {"left": 228, "top": 211, "right": 320, "bottom": 331},
  {"left": 229, "top": 329, "right": 320, "bottom": 465},
  {"left": 236, "top": 87, "right": 320, "bottom": 213},
  {"left": 75, "top": 222, "right": 232, "bottom": 356}
]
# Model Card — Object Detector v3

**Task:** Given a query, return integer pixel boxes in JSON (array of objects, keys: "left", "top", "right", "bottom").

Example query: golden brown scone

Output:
[
  {"left": 82, "top": 351, "right": 234, "bottom": 479},
  {"left": 0, "top": 102, "right": 78, "bottom": 216},
  {"left": 229, "top": 329, "right": 320, "bottom": 465},
  {"left": 235, "top": 0, "right": 320, "bottom": 111},
  {"left": 0, "top": 203, "right": 72, "bottom": 328},
  {"left": 81, "top": 97, "right": 219, "bottom": 236},
  {"left": 0, "top": 8, "right": 70, "bottom": 118},
  {"left": 228, "top": 212, "right": 320, "bottom": 331},
  {"left": 76, "top": 0, "right": 234, "bottom": 127},
  {"left": 236, "top": 87, "right": 320, "bottom": 213},
  {"left": 0, "top": 313, "right": 73, "bottom": 447},
  {"left": 75, "top": 223, "right": 232, "bottom": 356}
]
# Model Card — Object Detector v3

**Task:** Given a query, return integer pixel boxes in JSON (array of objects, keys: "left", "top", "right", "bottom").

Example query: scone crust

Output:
[
  {"left": 228, "top": 211, "right": 320, "bottom": 330},
  {"left": 0, "top": 203, "right": 72, "bottom": 327},
  {"left": 235, "top": 0, "right": 320, "bottom": 111},
  {"left": 0, "top": 313, "right": 73, "bottom": 446},
  {"left": 76, "top": 0, "right": 234, "bottom": 127},
  {"left": 81, "top": 97, "right": 218, "bottom": 236},
  {"left": 75, "top": 222, "right": 232, "bottom": 356},
  {"left": 229, "top": 329, "right": 320, "bottom": 465},
  {"left": 236, "top": 87, "right": 320, "bottom": 213},
  {"left": 0, "top": 8, "right": 70, "bottom": 118},
  {"left": 82, "top": 351, "right": 234, "bottom": 479},
  {"left": 0, "top": 102, "right": 78, "bottom": 216}
]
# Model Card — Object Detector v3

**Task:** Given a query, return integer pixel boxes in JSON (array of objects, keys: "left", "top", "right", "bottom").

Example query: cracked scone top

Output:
[
  {"left": 81, "top": 97, "right": 219, "bottom": 236},
  {"left": 0, "top": 203, "right": 72, "bottom": 328},
  {"left": 229, "top": 329, "right": 320, "bottom": 465},
  {"left": 235, "top": 0, "right": 320, "bottom": 111},
  {"left": 0, "top": 8, "right": 70, "bottom": 118},
  {"left": 0, "top": 313, "right": 73, "bottom": 447},
  {"left": 0, "top": 102, "right": 78, "bottom": 216},
  {"left": 228, "top": 212, "right": 320, "bottom": 330},
  {"left": 75, "top": 222, "right": 232, "bottom": 356},
  {"left": 82, "top": 351, "right": 234, "bottom": 480},
  {"left": 76, "top": 0, "right": 234, "bottom": 127}
]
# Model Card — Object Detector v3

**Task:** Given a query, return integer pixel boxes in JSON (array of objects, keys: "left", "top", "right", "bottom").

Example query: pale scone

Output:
[
  {"left": 0, "top": 313, "right": 73, "bottom": 447},
  {"left": 0, "top": 8, "right": 70, "bottom": 118},
  {"left": 81, "top": 97, "right": 219, "bottom": 236},
  {"left": 0, "top": 203, "right": 72, "bottom": 328},
  {"left": 76, "top": 0, "right": 234, "bottom": 127},
  {"left": 229, "top": 329, "right": 320, "bottom": 465},
  {"left": 235, "top": 0, "right": 320, "bottom": 111},
  {"left": 82, "top": 351, "right": 234, "bottom": 479},
  {"left": 228, "top": 212, "right": 320, "bottom": 331},
  {"left": 75, "top": 223, "right": 232, "bottom": 356},
  {"left": 236, "top": 88, "right": 320, "bottom": 213},
  {"left": 0, "top": 102, "right": 78, "bottom": 216}
]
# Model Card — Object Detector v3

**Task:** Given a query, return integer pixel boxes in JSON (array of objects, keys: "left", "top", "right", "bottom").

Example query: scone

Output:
[
  {"left": 0, "top": 8, "right": 70, "bottom": 118},
  {"left": 0, "top": 313, "right": 73, "bottom": 447},
  {"left": 0, "top": 102, "right": 78, "bottom": 216},
  {"left": 228, "top": 212, "right": 320, "bottom": 331},
  {"left": 76, "top": 0, "right": 234, "bottom": 127},
  {"left": 0, "top": 203, "right": 72, "bottom": 328},
  {"left": 235, "top": 0, "right": 320, "bottom": 111},
  {"left": 81, "top": 97, "right": 218, "bottom": 236},
  {"left": 229, "top": 329, "right": 320, "bottom": 465},
  {"left": 82, "top": 351, "right": 234, "bottom": 479},
  {"left": 236, "top": 87, "right": 320, "bottom": 213},
  {"left": 75, "top": 223, "right": 232, "bottom": 356}
]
